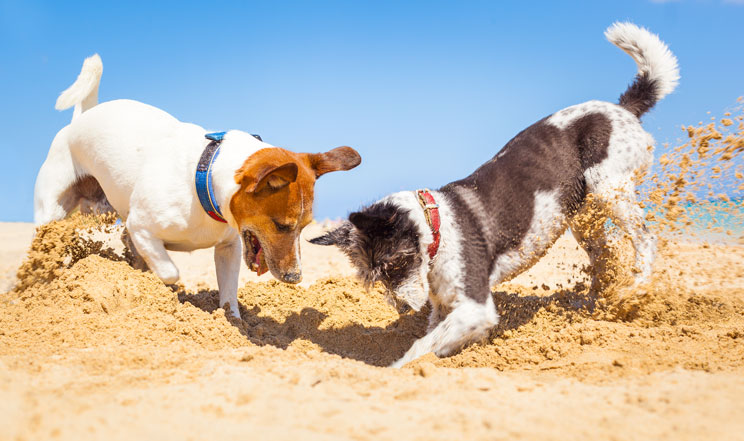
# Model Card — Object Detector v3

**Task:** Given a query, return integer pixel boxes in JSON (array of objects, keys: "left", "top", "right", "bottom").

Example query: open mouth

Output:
[{"left": 242, "top": 230, "right": 268, "bottom": 275}]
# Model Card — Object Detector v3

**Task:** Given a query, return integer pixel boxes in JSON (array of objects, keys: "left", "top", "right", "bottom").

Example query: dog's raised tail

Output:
[
  {"left": 605, "top": 22, "right": 679, "bottom": 118},
  {"left": 55, "top": 54, "right": 103, "bottom": 121}
]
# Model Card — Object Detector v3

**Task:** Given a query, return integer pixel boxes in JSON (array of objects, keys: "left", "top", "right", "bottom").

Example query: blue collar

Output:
[
  {"left": 195, "top": 131, "right": 264, "bottom": 223},
  {"left": 195, "top": 132, "right": 228, "bottom": 223}
]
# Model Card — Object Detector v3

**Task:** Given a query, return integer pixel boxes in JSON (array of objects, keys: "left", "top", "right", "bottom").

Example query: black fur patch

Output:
[
  {"left": 440, "top": 112, "right": 612, "bottom": 303},
  {"left": 309, "top": 222, "right": 352, "bottom": 247},
  {"left": 314, "top": 109, "right": 614, "bottom": 307},
  {"left": 618, "top": 72, "right": 659, "bottom": 118},
  {"left": 311, "top": 202, "right": 422, "bottom": 291}
]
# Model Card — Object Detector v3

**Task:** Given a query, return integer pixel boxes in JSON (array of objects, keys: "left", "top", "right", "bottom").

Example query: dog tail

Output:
[
  {"left": 605, "top": 22, "right": 679, "bottom": 118},
  {"left": 55, "top": 54, "right": 103, "bottom": 121}
]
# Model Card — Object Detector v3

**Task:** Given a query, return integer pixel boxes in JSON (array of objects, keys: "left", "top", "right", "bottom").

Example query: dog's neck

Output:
[
  {"left": 206, "top": 131, "right": 266, "bottom": 229},
  {"left": 383, "top": 190, "right": 465, "bottom": 297},
  {"left": 422, "top": 190, "right": 465, "bottom": 297},
  {"left": 381, "top": 191, "right": 436, "bottom": 262}
]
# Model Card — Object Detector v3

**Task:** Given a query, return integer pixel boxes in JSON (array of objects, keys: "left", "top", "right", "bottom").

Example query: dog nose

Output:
[{"left": 281, "top": 271, "right": 302, "bottom": 284}]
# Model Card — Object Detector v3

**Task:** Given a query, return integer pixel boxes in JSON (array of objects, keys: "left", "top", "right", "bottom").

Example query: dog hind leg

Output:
[
  {"left": 76, "top": 175, "right": 114, "bottom": 217},
  {"left": 589, "top": 183, "right": 656, "bottom": 285},
  {"left": 606, "top": 191, "right": 656, "bottom": 284},
  {"left": 569, "top": 198, "right": 613, "bottom": 292},
  {"left": 34, "top": 130, "right": 84, "bottom": 225}
]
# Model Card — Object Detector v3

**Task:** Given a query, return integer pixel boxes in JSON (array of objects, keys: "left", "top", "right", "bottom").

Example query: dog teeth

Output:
[{"left": 242, "top": 230, "right": 263, "bottom": 273}]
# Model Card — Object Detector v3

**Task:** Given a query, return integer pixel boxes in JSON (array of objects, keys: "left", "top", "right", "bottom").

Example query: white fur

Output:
[
  {"left": 35, "top": 57, "right": 278, "bottom": 318},
  {"left": 387, "top": 191, "right": 500, "bottom": 368},
  {"left": 547, "top": 100, "right": 611, "bottom": 130},
  {"left": 55, "top": 54, "right": 103, "bottom": 121},
  {"left": 489, "top": 189, "right": 567, "bottom": 286},
  {"left": 426, "top": 191, "right": 467, "bottom": 309},
  {"left": 381, "top": 192, "right": 434, "bottom": 311},
  {"left": 605, "top": 22, "right": 680, "bottom": 100},
  {"left": 381, "top": 190, "right": 470, "bottom": 314},
  {"left": 391, "top": 295, "right": 498, "bottom": 368},
  {"left": 452, "top": 186, "right": 494, "bottom": 242},
  {"left": 548, "top": 100, "right": 657, "bottom": 283}
]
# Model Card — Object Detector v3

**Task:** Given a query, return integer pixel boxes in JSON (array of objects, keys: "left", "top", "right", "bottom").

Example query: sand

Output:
[{"left": 1, "top": 213, "right": 743, "bottom": 441}]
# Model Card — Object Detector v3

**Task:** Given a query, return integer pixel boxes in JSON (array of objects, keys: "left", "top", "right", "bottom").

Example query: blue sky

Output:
[{"left": 1, "top": 0, "right": 742, "bottom": 222}]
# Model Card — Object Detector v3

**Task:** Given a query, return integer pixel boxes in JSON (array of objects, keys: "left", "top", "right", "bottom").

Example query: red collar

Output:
[{"left": 415, "top": 189, "right": 441, "bottom": 261}]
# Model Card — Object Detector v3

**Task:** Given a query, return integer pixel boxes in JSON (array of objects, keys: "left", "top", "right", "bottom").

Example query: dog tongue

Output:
[{"left": 255, "top": 247, "right": 268, "bottom": 276}]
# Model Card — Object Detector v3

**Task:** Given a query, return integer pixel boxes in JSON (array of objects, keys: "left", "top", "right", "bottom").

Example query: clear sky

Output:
[{"left": 1, "top": 0, "right": 742, "bottom": 222}]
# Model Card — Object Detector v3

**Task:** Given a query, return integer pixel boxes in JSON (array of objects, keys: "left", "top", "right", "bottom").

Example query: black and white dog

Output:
[{"left": 311, "top": 22, "right": 679, "bottom": 367}]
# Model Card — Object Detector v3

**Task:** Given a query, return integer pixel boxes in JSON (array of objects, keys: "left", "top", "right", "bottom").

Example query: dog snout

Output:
[{"left": 281, "top": 271, "right": 302, "bottom": 284}]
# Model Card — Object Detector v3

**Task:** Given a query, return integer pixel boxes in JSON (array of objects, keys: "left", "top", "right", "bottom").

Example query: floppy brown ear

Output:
[
  {"left": 308, "top": 146, "right": 361, "bottom": 178},
  {"left": 243, "top": 162, "right": 299, "bottom": 193}
]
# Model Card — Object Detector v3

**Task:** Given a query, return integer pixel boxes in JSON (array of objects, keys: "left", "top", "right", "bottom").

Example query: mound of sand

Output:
[
  {"left": 2, "top": 213, "right": 743, "bottom": 440},
  {"left": 4, "top": 214, "right": 743, "bottom": 372}
]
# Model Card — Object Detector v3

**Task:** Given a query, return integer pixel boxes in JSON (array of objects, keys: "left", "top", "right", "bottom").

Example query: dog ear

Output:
[
  {"left": 349, "top": 211, "right": 379, "bottom": 232},
  {"left": 243, "top": 163, "right": 299, "bottom": 193},
  {"left": 349, "top": 204, "right": 399, "bottom": 232},
  {"left": 308, "top": 146, "right": 361, "bottom": 178},
  {"left": 309, "top": 221, "right": 353, "bottom": 248}
]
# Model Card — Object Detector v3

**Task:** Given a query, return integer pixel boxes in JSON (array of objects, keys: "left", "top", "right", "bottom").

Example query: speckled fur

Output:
[{"left": 312, "top": 22, "right": 679, "bottom": 367}]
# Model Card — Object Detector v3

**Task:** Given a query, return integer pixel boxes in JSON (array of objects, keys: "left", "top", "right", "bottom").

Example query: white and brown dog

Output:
[
  {"left": 35, "top": 55, "right": 361, "bottom": 317},
  {"left": 311, "top": 22, "right": 679, "bottom": 367}
]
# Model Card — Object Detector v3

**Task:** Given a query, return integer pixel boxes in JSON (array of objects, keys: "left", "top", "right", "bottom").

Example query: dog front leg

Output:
[
  {"left": 121, "top": 228, "right": 148, "bottom": 271},
  {"left": 391, "top": 296, "right": 498, "bottom": 368},
  {"left": 126, "top": 224, "right": 180, "bottom": 285},
  {"left": 427, "top": 299, "right": 450, "bottom": 332},
  {"left": 214, "top": 238, "right": 242, "bottom": 319}
]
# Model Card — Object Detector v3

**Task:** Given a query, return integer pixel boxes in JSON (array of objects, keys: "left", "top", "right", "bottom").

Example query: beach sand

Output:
[{"left": 1, "top": 217, "right": 743, "bottom": 441}]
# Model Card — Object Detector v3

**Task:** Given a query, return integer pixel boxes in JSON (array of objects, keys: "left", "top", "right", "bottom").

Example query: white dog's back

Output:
[
  {"left": 35, "top": 57, "right": 201, "bottom": 224},
  {"left": 65, "top": 99, "right": 205, "bottom": 217}
]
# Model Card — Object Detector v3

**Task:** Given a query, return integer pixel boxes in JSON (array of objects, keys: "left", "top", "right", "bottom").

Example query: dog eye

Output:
[{"left": 273, "top": 220, "right": 294, "bottom": 233}]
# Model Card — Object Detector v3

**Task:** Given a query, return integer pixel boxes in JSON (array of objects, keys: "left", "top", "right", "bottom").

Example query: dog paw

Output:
[
  {"left": 389, "top": 359, "right": 406, "bottom": 369},
  {"left": 222, "top": 302, "right": 242, "bottom": 320}
]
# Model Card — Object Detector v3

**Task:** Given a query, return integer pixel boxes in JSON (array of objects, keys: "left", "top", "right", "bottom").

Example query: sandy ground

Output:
[{"left": 1, "top": 218, "right": 743, "bottom": 441}]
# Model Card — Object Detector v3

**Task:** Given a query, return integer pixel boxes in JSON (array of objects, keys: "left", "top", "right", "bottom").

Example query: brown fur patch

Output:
[{"left": 230, "top": 146, "right": 361, "bottom": 279}]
